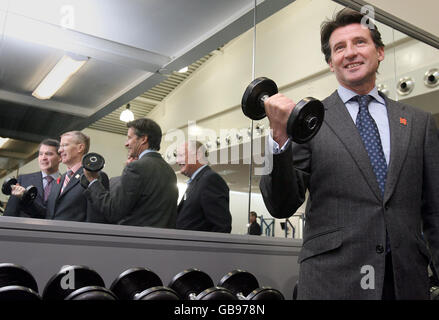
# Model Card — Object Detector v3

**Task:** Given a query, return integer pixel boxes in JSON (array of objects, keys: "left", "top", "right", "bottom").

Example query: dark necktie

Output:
[
  {"left": 44, "top": 176, "right": 54, "bottom": 202},
  {"left": 355, "top": 95, "right": 387, "bottom": 196},
  {"left": 355, "top": 95, "right": 390, "bottom": 253}
]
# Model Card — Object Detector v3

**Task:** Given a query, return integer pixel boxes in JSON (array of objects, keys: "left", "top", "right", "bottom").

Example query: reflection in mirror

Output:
[{"left": 0, "top": 0, "right": 292, "bottom": 236}]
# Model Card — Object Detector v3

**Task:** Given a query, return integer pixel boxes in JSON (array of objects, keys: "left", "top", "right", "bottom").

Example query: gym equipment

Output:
[
  {"left": 430, "top": 286, "right": 439, "bottom": 300},
  {"left": 169, "top": 268, "right": 236, "bottom": 300},
  {"left": 0, "top": 263, "right": 40, "bottom": 300},
  {"left": 42, "top": 265, "right": 116, "bottom": 300},
  {"left": 241, "top": 77, "right": 324, "bottom": 144},
  {"left": 111, "top": 267, "right": 179, "bottom": 300},
  {"left": 80, "top": 153, "right": 109, "bottom": 189},
  {"left": 82, "top": 153, "right": 105, "bottom": 172},
  {"left": 218, "top": 269, "right": 284, "bottom": 300},
  {"left": 1, "top": 178, "right": 38, "bottom": 204}
]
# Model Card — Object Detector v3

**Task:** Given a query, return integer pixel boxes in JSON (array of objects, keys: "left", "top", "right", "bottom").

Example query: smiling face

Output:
[
  {"left": 58, "top": 134, "right": 85, "bottom": 168},
  {"left": 38, "top": 144, "right": 61, "bottom": 175},
  {"left": 125, "top": 127, "right": 148, "bottom": 159},
  {"left": 328, "top": 23, "right": 384, "bottom": 94}
]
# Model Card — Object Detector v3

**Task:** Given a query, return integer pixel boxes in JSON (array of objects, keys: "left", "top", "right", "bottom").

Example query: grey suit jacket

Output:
[
  {"left": 3, "top": 172, "right": 46, "bottom": 218},
  {"left": 260, "top": 90, "right": 439, "bottom": 299},
  {"left": 84, "top": 152, "right": 178, "bottom": 228}
]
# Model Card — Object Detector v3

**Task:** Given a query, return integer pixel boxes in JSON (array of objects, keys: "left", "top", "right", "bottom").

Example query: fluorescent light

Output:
[
  {"left": 120, "top": 104, "right": 134, "bottom": 122},
  {"left": 178, "top": 66, "right": 188, "bottom": 73},
  {"left": 0, "top": 137, "right": 9, "bottom": 148},
  {"left": 32, "top": 54, "right": 88, "bottom": 100}
]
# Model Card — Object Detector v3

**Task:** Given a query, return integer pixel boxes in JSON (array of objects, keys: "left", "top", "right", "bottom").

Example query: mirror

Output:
[{"left": 1, "top": 0, "right": 438, "bottom": 242}]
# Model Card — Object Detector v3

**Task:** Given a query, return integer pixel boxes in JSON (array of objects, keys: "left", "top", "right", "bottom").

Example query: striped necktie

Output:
[
  {"left": 44, "top": 175, "right": 54, "bottom": 201},
  {"left": 61, "top": 170, "right": 74, "bottom": 194}
]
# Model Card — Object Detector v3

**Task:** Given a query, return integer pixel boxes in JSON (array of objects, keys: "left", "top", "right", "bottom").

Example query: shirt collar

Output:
[
  {"left": 41, "top": 171, "right": 60, "bottom": 180},
  {"left": 68, "top": 162, "right": 82, "bottom": 174},
  {"left": 337, "top": 85, "right": 386, "bottom": 105},
  {"left": 187, "top": 164, "right": 208, "bottom": 184},
  {"left": 139, "top": 149, "right": 157, "bottom": 159}
]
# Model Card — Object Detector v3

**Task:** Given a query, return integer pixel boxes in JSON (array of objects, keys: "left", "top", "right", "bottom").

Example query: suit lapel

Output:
[
  {"left": 57, "top": 167, "right": 83, "bottom": 200},
  {"left": 178, "top": 166, "right": 210, "bottom": 209},
  {"left": 323, "top": 91, "right": 383, "bottom": 201},
  {"left": 47, "top": 175, "right": 62, "bottom": 219},
  {"left": 383, "top": 98, "right": 411, "bottom": 203}
]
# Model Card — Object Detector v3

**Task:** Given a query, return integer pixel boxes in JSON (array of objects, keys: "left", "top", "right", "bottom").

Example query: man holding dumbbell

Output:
[
  {"left": 259, "top": 8, "right": 439, "bottom": 299},
  {"left": 44, "top": 131, "right": 108, "bottom": 222},
  {"left": 3, "top": 139, "right": 61, "bottom": 218},
  {"left": 83, "top": 118, "right": 178, "bottom": 228}
]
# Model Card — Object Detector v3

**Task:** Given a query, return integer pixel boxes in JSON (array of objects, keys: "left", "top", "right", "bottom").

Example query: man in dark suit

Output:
[
  {"left": 175, "top": 141, "right": 232, "bottom": 233},
  {"left": 83, "top": 118, "right": 177, "bottom": 228},
  {"left": 260, "top": 8, "right": 439, "bottom": 299},
  {"left": 45, "top": 131, "right": 108, "bottom": 222},
  {"left": 4, "top": 139, "right": 61, "bottom": 218},
  {"left": 248, "top": 211, "right": 262, "bottom": 235}
]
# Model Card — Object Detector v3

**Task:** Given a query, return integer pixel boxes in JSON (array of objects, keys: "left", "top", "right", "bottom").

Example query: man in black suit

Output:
[
  {"left": 176, "top": 141, "right": 232, "bottom": 233},
  {"left": 4, "top": 139, "right": 61, "bottom": 218},
  {"left": 45, "top": 131, "right": 108, "bottom": 222},
  {"left": 83, "top": 118, "right": 178, "bottom": 228},
  {"left": 248, "top": 211, "right": 262, "bottom": 235}
]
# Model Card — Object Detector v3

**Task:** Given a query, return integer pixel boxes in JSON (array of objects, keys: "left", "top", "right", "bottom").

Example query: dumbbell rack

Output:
[{"left": 0, "top": 216, "right": 301, "bottom": 299}]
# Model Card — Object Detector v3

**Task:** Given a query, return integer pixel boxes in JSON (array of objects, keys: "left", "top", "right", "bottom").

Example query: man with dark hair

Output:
[
  {"left": 260, "top": 8, "right": 439, "bottom": 299},
  {"left": 176, "top": 140, "right": 232, "bottom": 233},
  {"left": 248, "top": 211, "right": 262, "bottom": 236},
  {"left": 4, "top": 139, "right": 61, "bottom": 218},
  {"left": 83, "top": 118, "right": 178, "bottom": 227}
]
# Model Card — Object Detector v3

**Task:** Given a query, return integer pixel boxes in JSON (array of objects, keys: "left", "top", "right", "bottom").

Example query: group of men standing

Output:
[{"left": 2, "top": 118, "right": 232, "bottom": 233}]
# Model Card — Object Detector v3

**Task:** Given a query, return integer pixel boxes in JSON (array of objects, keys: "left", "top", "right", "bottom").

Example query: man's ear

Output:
[
  {"left": 328, "top": 58, "right": 334, "bottom": 72},
  {"left": 141, "top": 135, "right": 149, "bottom": 147}
]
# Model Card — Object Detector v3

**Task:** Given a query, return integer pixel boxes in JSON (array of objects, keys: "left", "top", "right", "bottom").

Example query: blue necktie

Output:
[
  {"left": 355, "top": 95, "right": 390, "bottom": 253},
  {"left": 355, "top": 95, "right": 387, "bottom": 196}
]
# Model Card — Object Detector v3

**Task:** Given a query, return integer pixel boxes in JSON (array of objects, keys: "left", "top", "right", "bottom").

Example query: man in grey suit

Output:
[
  {"left": 83, "top": 118, "right": 178, "bottom": 228},
  {"left": 260, "top": 8, "right": 439, "bottom": 299},
  {"left": 5, "top": 139, "right": 61, "bottom": 218}
]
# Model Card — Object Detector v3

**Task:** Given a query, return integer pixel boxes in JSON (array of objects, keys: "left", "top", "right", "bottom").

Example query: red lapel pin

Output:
[{"left": 400, "top": 117, "right": 407, "bottom": 126}]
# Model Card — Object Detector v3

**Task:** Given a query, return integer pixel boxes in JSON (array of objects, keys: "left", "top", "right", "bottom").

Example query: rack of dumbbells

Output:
[{"left": 0, "top": 263, "right": 286, "bottom": 300}]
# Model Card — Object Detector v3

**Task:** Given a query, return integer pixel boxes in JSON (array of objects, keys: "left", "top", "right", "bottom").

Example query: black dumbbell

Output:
[
  {"left": 82, "top": 153, "right": 105, "bottom": 172},
  {"left": 80, "top": 153, "right": 107, "bottom": 188},
  {"left": 1, "top": 177, "right": 38, "bottom": 204},
  {"left": 241, "top": 77, "right": 325, "bottom": 144},
  {"left": 169, "top": 268, "right": 236, "bottom": 300},
  {"left": 431, "top": 286, "right": 439, "bottom": 300},
  {"left": 218, "top": 269, "right": 284, "bottom": 300},
  {"left": 42, "top": 265, "right": 117, "bottom": 300},
  {"left": 110, "top": 267, "right": 179, "bottom": 300},
  {"left": 0, "top": 263, "right": 40, "bottom": 300}
]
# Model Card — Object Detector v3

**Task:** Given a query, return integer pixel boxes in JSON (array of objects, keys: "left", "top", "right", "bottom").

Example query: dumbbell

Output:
[
  {"left": 0, "top": 263, "right": 40, "bottom": 300},
  {"left": 42, "top": 265, "right": 117, "bottom": 300},
  {"left": 1, "top": 178, "right": 38, "bottom": 204},
  {"left": 110, "top": 267, "right": 179, "bottom": 300},
  {"left": 431, "top": 286, "right": 439, "bottom": 300},
  {"left": 218, "top": 269, "right": 284, "bottom": 300},
  {"left": 80, "top": 153, "right": 107, "bottom": 188},
  {"left": 241, "top": 77, "right": 325, "bottom": 144},
  {"left": 169, "top": 268, "right": 236, "bottom": 300}
]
